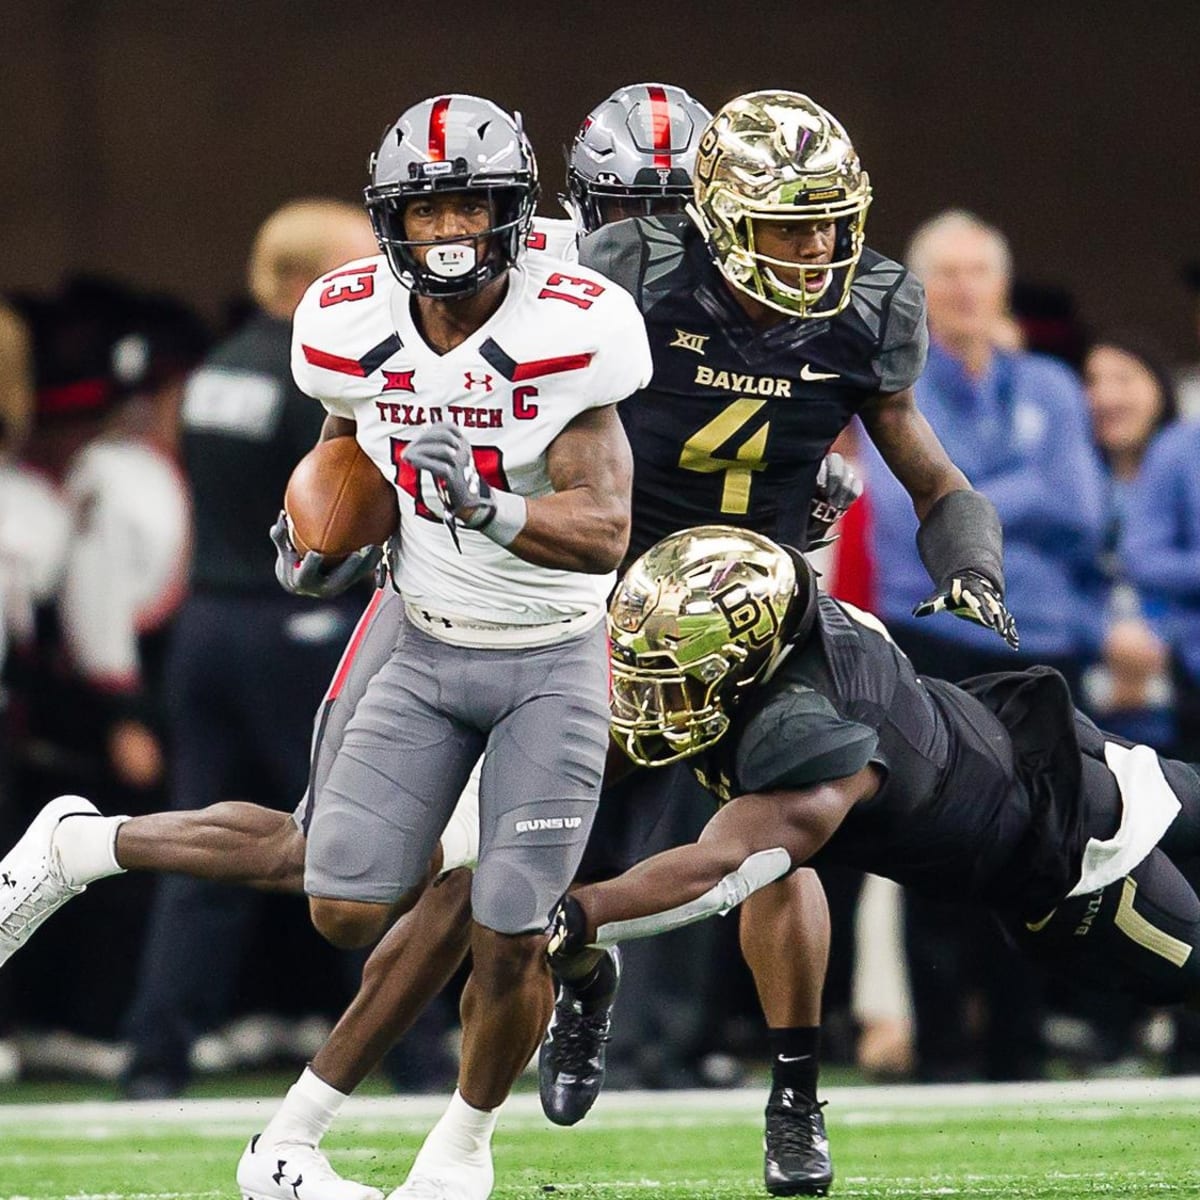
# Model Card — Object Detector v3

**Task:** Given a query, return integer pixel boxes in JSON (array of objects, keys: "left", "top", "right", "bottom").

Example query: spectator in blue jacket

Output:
[
  {"left": 859, "top": 209, "right": 1106, "bottom": 690},
  {"left": 1123, "top": 417, "right": 1200, "bottom": 761},
  {"left": 1079, "top": 334, "right": 1179, "bottom": 751},
  {"left": 1119, "top": 376, "right": 1200, "bottom": 1077},
  {"left": 857, "top": 210, "right": 1106, "bottom": 1084}
]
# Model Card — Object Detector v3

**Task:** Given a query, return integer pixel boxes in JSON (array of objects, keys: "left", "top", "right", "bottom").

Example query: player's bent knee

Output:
[
  {"left": 309, "top": 896, "right": 393, "bottom": 949},
  {"left": 470, "top": 924, "right": 546, "bottom": 989},
  {"left": 471, "top": 858, "right": 569, "bottom": 936}
]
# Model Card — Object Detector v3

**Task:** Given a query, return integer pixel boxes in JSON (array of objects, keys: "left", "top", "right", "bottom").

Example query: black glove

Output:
[
  {"left": 913, "top": 569, "right": 1020, "bottom": 650},
  {"left": 806, "top": 452, "right": 862, "bottom": 549},
  {"left": 401, "top": 422, "right": 495, "bottom": 528},
  {"left": 269, "top": 511, "right": 382, "bottom": 599}
]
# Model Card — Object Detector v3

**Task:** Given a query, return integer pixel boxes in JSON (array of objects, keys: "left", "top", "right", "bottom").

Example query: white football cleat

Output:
[
  {"left": 237, "top": 1134, "right": 383, "bottom": 1200},
  {"left": 0, "top": 795, "right": 96, "bottom": 968}
]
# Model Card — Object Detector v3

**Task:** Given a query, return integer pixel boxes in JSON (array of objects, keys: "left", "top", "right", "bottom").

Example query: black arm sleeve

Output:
[
  {"left": 917, "top": 488, "right": 1006, "bottom": 593},
  {"left": 735, "top": 685, "right": 879, "bottom": 793}
]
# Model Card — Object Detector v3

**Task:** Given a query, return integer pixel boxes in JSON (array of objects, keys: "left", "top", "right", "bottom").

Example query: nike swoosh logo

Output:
[
  {"left": 800, "top": 365, "right": 840, "bottom": 382},
  {"left": 777, "top": 1053, "right": 812, "bottom": 1063}
]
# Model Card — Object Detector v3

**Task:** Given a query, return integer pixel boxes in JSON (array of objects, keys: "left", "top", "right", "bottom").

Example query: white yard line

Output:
[
  {"left": 0, "top": 1076, "right": 1197, "bottom": 1134},
  {"left": 4, "top": 1180, "right": 1191, "bottom": 1200}
]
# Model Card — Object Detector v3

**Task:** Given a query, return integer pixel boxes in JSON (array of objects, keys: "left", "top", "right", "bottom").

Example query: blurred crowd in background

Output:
[{"left": 1, "top": 192, "right": 1200, "bottom": 1097}]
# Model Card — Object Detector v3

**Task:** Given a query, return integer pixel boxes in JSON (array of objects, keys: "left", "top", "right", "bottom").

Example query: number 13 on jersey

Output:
[{"left": 679, "top": 398, "right": 770, "bottom": 513}]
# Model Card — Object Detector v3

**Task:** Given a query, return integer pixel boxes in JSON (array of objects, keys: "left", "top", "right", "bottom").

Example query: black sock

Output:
[
  {"left": 768, "top": 1026, "right": 820, "bottom": 1100},
  {"left": 565, "top": 949, "right": 619, "bottom": 1013}
]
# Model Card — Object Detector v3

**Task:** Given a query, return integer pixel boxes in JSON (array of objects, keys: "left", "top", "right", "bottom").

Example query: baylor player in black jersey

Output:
[
  {"left": 582, "top": 218, "right": 926, "bottom": 560},
  {"left": 556, "top": 527, "right": 1200, "bottom": 1093},
  {"left": 540, "top": 90, "right": 1017, "bottom": 1197}
]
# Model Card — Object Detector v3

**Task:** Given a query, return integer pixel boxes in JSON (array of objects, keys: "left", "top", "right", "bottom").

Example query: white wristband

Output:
[{"left": 476, "top": 489, "right": 527, "bottom": 547}]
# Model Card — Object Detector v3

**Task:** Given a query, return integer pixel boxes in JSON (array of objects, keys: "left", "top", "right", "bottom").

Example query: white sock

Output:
[
  {"left": 52, "top": 814, "right": 128, "bottom": 887},
  {"left": 419, "top": 1090, "right": 499, "bottom": 1158},
  {"left": 261, "top": 1067, "right": 348, "bottom": 1147}
]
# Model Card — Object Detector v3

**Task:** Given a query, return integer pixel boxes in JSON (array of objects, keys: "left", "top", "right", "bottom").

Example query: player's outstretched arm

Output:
[
  {"left": 861, "top": 388, "right": 1018, "bottom": 649},
  {"left": 560, "top": 766, "right": 880, "bottom": 949}
]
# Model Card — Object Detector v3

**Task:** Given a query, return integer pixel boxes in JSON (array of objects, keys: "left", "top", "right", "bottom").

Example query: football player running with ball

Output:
[{"left": 265, "top": 93, "right": 654, "bottom": 1200}]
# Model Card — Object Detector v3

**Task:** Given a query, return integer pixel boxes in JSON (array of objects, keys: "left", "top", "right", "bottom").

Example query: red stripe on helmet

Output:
[
  {"left": 428, "top": 96, "right": 451, "bottom": 162},
  {"left": 646, "top": 85, "right": 672, "bottom": 168}
]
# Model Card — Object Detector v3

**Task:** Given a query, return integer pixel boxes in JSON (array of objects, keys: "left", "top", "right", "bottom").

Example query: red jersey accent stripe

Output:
[
  {"left": 326, "top": 588, "right": 386, "bottom": 701},
  {"left": 511, "top": 352, "right": 594, "bottom": 382},
  {"left": 428, "top": 96, "right": 451, "bottom": 162},
  {"left": 646, "top": 85, "right": 672, "bottom": 168},
  {"left": 302, "top": 344, "right": 367, "bottom": 377}
]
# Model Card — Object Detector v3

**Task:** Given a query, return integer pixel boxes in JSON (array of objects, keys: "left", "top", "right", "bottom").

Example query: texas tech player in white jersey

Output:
[{"left": 291, "top": 249, "right": 650, "bottom": 644}]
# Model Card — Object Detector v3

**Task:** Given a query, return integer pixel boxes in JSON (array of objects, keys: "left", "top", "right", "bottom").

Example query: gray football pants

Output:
[{"left": 304, "top": 606, "right": 611, "bottom": 934}]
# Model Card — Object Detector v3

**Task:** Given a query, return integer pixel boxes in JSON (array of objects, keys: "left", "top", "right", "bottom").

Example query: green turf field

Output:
[{"left": 0, "top": 1080, "right": 1196, "bottom": 1200}]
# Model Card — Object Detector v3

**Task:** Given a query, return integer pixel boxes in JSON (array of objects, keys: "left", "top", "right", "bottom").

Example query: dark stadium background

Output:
[{"left": 5, "top": 2, "right": 1199, "bottom": 353}]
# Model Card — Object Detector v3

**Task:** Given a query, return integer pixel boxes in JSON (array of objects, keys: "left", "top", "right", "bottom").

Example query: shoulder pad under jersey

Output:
[
  {"left": 578, "top": 215, "right": 690, "bottom": 305},
  {"left": 735, "top": 684, "right": 879, "bottom": 793},
  {"left": 846, "top": 250, "right": 928, "bottom": 393}
]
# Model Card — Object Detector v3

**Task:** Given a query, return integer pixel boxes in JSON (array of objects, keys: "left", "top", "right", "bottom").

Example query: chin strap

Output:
[{"left": 589, "top": 847, "right": 792, "bottom": 948}]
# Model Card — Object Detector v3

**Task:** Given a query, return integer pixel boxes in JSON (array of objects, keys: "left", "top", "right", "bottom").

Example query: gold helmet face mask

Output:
[
  {"left": 690, "top": 91, "right": 872, "bottom": 319},
  {"left": 608, "top": 526, "right": 808, "bottom": 768}
]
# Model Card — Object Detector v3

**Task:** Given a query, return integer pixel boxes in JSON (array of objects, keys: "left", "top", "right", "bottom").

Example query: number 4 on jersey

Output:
[{"left": 679, "top": 399, "right": 770, "bottom": 514}]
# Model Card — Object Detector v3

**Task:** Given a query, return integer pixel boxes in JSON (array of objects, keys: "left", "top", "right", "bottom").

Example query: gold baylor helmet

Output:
[
  {"left": 608, "top": 526, "right": 818, "bottom": 768},
  {"left": 690, "top": 91, "right": 872, "bottom": 319}
]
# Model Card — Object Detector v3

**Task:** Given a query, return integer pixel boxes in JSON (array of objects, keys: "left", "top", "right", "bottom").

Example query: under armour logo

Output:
[
  {"left": 669, "top": 328, "right": 708, "bottom": 356},
  {"left": 382, "top": 369, "right": 416, "bottom": 392},
  {"left": 272, "top": 1161, "right": 303, "bottom": 1198},
  {"left": 657, "top": 168, "right": 671, "bottom": 185},
  {"left": 464, "top": 371, "right": 493, "bottom": 393},
  {"left": 0, "top": 873, "right": 14, "bottom": 889}
]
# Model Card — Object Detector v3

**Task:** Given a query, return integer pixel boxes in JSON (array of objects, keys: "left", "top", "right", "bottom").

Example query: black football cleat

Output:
[
  {"left": 538, "top": 946, "right": 621, "bottom": 1126},
  {"left": 763, "top": 1087, "right": 833, "bottom": 1196}
]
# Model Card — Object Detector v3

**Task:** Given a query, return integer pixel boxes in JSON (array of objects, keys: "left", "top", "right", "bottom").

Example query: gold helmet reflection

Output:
[
  {"left": 609, "top": 526, "right": 817, "bottom": 768},
  {"left": 690, "top": 90, "right": 872, "bottom": 319}
]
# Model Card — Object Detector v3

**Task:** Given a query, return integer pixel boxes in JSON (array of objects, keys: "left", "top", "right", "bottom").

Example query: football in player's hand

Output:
[{"left": 284, "top": 437, "right": 398, "bottom": 557}]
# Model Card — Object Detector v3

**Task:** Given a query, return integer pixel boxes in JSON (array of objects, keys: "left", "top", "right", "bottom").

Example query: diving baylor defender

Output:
[{"left": 559, "top": 526, "right": 1200, "bottom": 1029}]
